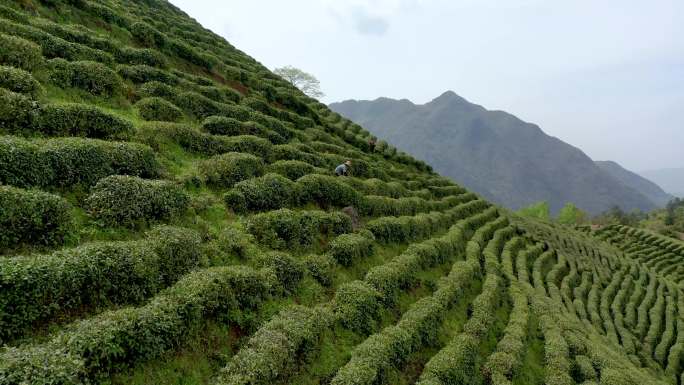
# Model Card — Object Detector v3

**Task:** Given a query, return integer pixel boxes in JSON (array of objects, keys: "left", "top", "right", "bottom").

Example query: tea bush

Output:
[
  {"left": 247, "top": 208, "right": 352, "bottom": 249},
  {"left": 0, "top": 88, "right": 36, "bottom": 134},
  {"left": 0, "top": 226, "right": 201, "bottom": 343},
  {"left": 86, "top": 175, "right": 189, "bottom": 227},
  {"left": 296, "top": 174, "right": 362, "bottom": 208},
  {"left": 33, "top": 103, "right": 134, "bottom": 138},
  {"left": 48, "top": 59, "right": 122, "bottom": 96},
  {"left": 0, "top": 266, "right": 273, "bottom": 383},
  {"left": 267, "top": 160, "right": 315, "bottom": 180},
  {"left": 328, "top": 231, "right": 375, "bottom": 267},
  {"left": 0, "top": 33, "right": 43, "bottom": 70},
  {"left": 199, "top": 152, "right": 264, "bottom": 188},
  {"left": 135, "top": 97, "right": 183, "bottom": 122},
  {"left": 0, "top": 66, "right": 41, "bottom": 97},
  {"left": 227, "top": 173, "right": 298, "bottom": 212},
  {"left": 0, "top": 185, "right": 72, "bottom": 249}
]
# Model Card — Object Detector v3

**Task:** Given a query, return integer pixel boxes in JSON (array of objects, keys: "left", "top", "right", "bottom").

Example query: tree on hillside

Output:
[
  {"left": 557, "top": 203, "right": 587, "bottom": 225},
  {"left": 274, "top": 65, "right": 324, "bottom": 99},
  {"left": 517, "top": 201, "right": 550, "bottom": 220}
]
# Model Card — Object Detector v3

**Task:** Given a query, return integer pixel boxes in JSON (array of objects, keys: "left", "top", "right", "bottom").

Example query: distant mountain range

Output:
[
  {"left": 595, "top": 161, "right": 673, "bottom": 207},
  {"left": 330, "top": 91, "right": 670, "bottom": 214},
  {"left": 639, "top": 168, "right": 684, "bottom": 198}
]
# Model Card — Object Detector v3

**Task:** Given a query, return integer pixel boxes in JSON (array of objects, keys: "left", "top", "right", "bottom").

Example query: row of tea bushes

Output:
[
  {"left": 1, "top": 88, "right": 133, "bottom": 139},
  {"left": 86, "top": 175, "right": 189, "bottom": 227},
  {"left": 0, "top": 185, "right": 71, "bottom": 250},
  {"left": 0, "top": 265, "right": 276, "bottom": 384},
  {"left": 246, "top": 208, "right": 353, "bottom": 249},
  {"left": 0, "top": 226, "right": 201, "bottom": 343},
  {"left": 0, "top": 135, "right": 159, "bottom": 188}
]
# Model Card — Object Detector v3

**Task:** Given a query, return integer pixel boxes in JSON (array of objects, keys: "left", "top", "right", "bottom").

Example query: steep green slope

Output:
[
  {"left": 0, "top": 1, "right": 679, "bottom": 385},
  {"left": 329, "top": 92, "right": 657, "bottom": 214}
]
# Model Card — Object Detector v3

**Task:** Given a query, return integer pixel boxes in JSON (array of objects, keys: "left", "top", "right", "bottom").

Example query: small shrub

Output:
[
  {"left": 328, "top": 232, "right": 375, "bottom": 267},
  {"left": 199, "top": 152, "right": 264, "bottom": 188},
  {"left": 0, "top": 88, "right": 36, "bottom": 134},
  {"left": 137, "top": 80, "right": 175, "bottom": 99},
  {"left": 267, "top": 160, "right": 315, "bottom": 180},
  {"left": 296, "top": 174, "right": 362, "bottom": 208},
  {"left": 86, "top": 175, "right": 189, "bottom": 227},
  {"left": 333, "top": 281, "right": 382, "bottom": 333},
  {"left": 135, "top": 97, "right": 183, "bottom": 122},
  {"left": 201, "top": 116, "right": 243, "bottom": 135},
  {"left": 118, "top": 64, "right": 177, "bottom": 84},
  {"left": 130, "top": 21, "right": 167, "bottom": 48},
  {"left": 304, "top": 254, "right": 336, "bottom": 286},
  {"left": 247, "top": 208, "right": 352, "bottom": 249},
  {"left": 215, "top": 226, "right": 255, "bottom": 260},
  {"left": 33, "top": 103, "right": 134, "bottom": 139},
  {"left": 255, "top": 252, "right": 305, "bottom": 293},
  {"left": 116, "top": 47, "right": 166, "bottom": 67},
  {"left": 0, "top": 65, "right": 41, "bottom": 97},
  {"left": 229, "top": 173, "right": 298, "bottom": 211},
  {"left": 48, "top": 59, "right": 122, "bottom": 96},
  {"left": 0, "top": 33, "right": 43, "bottom": 70},
  {"left": 174, "top": 91, "right": 225, "bottom": 119},
  {"left": 0, "top": 185, "right": 72, "bottom": 249}
]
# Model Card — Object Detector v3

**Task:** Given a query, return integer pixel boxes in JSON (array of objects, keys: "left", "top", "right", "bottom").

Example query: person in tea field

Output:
[
  {"left": 368, "top": 137, "right": 377, "bottom": 152},
  {"left": 335, "top": 160, "right": 352, "bottom": 176}
]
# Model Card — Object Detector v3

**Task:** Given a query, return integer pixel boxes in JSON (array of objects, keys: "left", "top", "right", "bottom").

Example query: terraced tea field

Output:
[{"left": 0, "top": 1, "right": 682, "bottom": 384}]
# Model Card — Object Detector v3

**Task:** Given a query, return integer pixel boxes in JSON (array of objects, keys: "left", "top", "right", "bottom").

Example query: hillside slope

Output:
[
  {"left": 0, "top": 1, "right": 678, "bottom": 385},
  {"left": 596, "top": 160, "right": 673, "bottom": 207},
  {"left": 330, "top": 92, "right": 656, "bottom": 214},
  {"left": 641, "top": 168, "right": 684, "bottom": 198}
]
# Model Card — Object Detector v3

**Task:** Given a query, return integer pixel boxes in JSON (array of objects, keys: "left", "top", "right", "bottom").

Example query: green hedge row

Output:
[
  {"left": 201, "top": 116, "right": 286, "bottom": 144},
  {"left": 359, "top": 194, "right": 473, "bottom": 217},
  {"left": 366, "top": 200, "right": 491, "bottom": 243},
  {"left": 199, "top": 152, "right": 264, "bottom": 188},
  {"left": 331, "top": 259, "right": 480, "bottom": 385},
  {"left": 0, "top": 226, "right": 201, "bottom": 343},
  {"left": 365, "top": 207, "right": 502, "bottom": 306},
  {"left": 331, "top": 207, "right": 498, "bottom": 335},
  {"left": 140, "top": 122, "right": 273, "bottom": 158},
  {"left": 0, "top": 65, "right": 41, "bottom": 97},
  {"left": 86, "top": 175, "right": 189, "bottom": 227},
  {"left": 215, "top": 305, "right": 335, "bottom": 385},
  {"left": 0, "top": 185, "right": 72, "bottom": 250},
  {"left": 0, "top": 88, "right": 34, "bottom": 134},
  {"left": 33, "top": 103, "right": 134, "bottom": 139},
  {"left": 48, "top": 58, "right": 122, "bottom": 96},
  {"left": 266, "top": 160, "right": 315, "bottom": 180},
  {"left": 0, "top": 136, "right": 159, "bottom": 188},
  {"left": 0, "top": 266, "right": 276, "bottom": 384},
  {"left": 0, "top": 88, "right": 134, "bottom": 139},
  {"left": 0, "top": 19, "right": 114, "bottom": 64},
  {"left": 416, "top": 273, "right": 503, "bottom": 385},
  {"left": 0, "top": 33, "right": 43, "bottom": 70},
  {"left": 483, "top": 282, "right": 529, "bottom": 384},
  {"left": 225, "top": 173, "right": 297, "bottom": 213},
  {"left": 296, "top": 174, "right": 362, "bottom": 208},
  {"left": 328, "top": 230, "right": 375, "bottom": 267},
  {"left": 246, "top": 208, "right": 352, "bottom": 249},
  {"left": 135, "top": 97, "right": 183, "bottom": 122}
]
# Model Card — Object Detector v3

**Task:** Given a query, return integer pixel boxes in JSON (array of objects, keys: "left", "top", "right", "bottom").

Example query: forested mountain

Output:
[
  {"left": 330, "top": 91, "right": 657, "bottom": 214},
  {"left": 596, "top": 160, "right": 673, "bottom": 207},
  {"left": 0, "top": 1, "right": 680, "bottom": 385}
]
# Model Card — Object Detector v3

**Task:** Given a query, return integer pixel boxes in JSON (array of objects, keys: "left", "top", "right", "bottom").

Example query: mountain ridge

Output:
[{"left": 330, "top": 91, "right": 658, "bottom": 214}]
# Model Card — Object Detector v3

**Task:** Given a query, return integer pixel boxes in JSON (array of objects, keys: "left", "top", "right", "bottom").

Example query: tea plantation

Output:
[{"left": 0, "top": 1, "right": 682, "bottom": 384}]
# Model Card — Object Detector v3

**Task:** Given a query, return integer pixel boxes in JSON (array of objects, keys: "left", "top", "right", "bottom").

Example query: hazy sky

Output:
[{"left": 169, "top": 0, "right": 683, "bottom": 171}]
